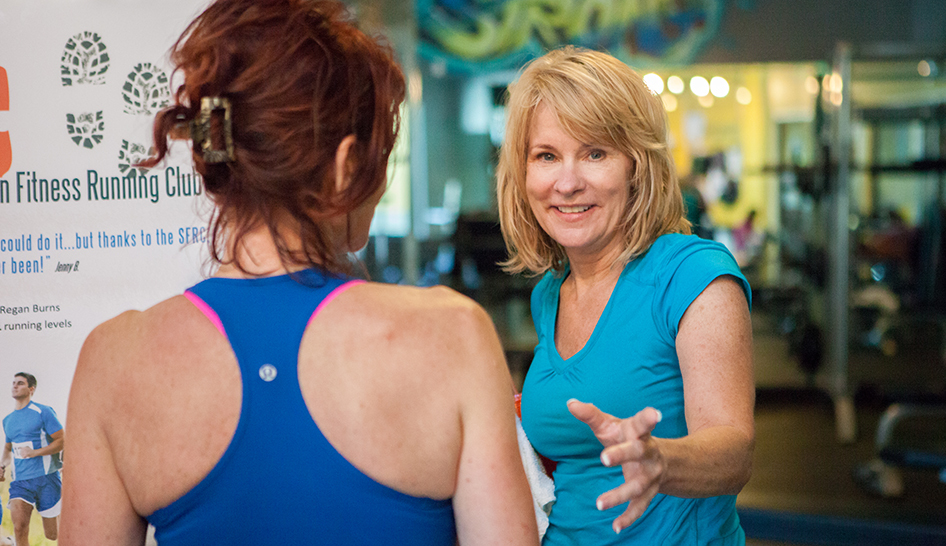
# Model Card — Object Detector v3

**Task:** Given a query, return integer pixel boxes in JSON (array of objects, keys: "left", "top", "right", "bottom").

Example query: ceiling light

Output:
[
  {"left": 735, "top": 87, "right": 752, "bottom": 105},
  {"left": 690, "top": 76, "right": 709, "bottom": 97},
  {"left": 709, "top": 76, "right": 729, "bottom": 98},
  {"left": 643, "top": 73, "right": 664, "bottom": 95},
  {"left": 667, "top": 75, "right": 685, "bottom": 94}
]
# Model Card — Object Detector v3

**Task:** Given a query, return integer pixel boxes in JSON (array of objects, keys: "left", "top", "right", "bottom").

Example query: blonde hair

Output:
[{"left": 496, "top": 46, "right": 688, "bottom": 276}]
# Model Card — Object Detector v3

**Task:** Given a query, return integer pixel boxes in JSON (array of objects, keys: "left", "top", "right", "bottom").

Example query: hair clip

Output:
[{"left": 190, "top": 96, "right": 234, "bottom": 164}]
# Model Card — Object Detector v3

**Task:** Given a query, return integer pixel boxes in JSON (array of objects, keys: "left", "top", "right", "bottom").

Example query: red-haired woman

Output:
[{"left": 59, "top": 1, "right": 537, "bottom": 544}]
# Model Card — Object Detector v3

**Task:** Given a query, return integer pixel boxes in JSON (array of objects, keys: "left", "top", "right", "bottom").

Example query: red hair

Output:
[{"left": 145, "top": 0, "right": 405, "bottom": 274}]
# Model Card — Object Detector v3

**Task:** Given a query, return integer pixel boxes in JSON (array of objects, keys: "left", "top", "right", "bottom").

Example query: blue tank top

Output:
[{"left": 146, "top": 269, "right": 457, "bottom": 545}]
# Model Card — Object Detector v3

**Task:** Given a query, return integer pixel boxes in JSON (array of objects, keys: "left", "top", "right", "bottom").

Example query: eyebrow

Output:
[{"left": 529, "top": 142, "right": 610, "bottom": 153}]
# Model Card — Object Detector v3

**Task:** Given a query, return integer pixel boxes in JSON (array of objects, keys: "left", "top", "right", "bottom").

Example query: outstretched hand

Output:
[{"left": 566, "top": 399, "right": 664, "bottom": 534}]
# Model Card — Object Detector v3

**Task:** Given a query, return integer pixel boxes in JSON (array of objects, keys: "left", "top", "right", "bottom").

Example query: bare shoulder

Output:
[
  {"left": 72, "top": 293, "right": 240, "bottom": 447},
  {"left": 69, "top": 294, "right": 242, "bottom": 515},
  {"left": 353, "top": 282, "right": 484, "bottom": 314},
  {"left": 335, "top": 282, "right": 500, "bottom": 351},
  {"left": 305, "top": 281, "right": 508, "bottom": 389},
  {"left": 78, "top": 295, "right": 205, "bottom": 373},
  {"left": 74, "top": 294, "right": 230, "bottom": 411},
  {"left": 297, "top": 283, "right": 514, "bottom": 500},
  {"left": 76, "top": 308, "right": 145, "bottom": 379}
]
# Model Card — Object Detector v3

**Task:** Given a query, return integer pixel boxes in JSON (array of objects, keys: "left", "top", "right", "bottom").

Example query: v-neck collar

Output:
[{"left": 546, "top": 264, "right": 628, "bottom": 372}]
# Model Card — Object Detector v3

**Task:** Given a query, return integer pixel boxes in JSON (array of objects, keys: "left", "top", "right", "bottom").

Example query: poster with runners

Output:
[{"left": 0, "top": 0, "right": 214, "bottom": 418}]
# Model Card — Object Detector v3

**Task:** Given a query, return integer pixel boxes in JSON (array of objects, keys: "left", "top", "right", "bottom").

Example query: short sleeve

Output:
[
  {"left": 41, "top": 406, "right": 63, "bottom": 436},
  {"left": 653, "top": 239, "right": 750, "bottom": 341}
]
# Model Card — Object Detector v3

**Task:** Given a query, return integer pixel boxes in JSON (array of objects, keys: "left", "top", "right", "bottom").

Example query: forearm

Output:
[
  {"left": 654, "top": 425, "right": 754, "bottom": 498},
  {"left": 30, "top": 437, "right": 64, "bottom": 458},
  {"left": 664, "top": 276, "right": 755, "bottom": 498}
]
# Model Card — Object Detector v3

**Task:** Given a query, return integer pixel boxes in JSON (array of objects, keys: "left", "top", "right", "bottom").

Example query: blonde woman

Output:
[{"left": 497, "top": 46, "right": 755, "bottom": 545}]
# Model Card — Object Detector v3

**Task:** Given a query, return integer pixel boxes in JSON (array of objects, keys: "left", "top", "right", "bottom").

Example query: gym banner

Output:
[
  {"left": 417, "top": 0, "right": 724, "bottom": 73},
  {"left": 0, "top": 0, "right": 214, "bottom": 418}
]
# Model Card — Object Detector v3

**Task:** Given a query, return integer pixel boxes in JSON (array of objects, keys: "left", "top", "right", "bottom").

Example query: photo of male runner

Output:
[{"left": 1, "top": 373, "right": 64, "bottom": 545}]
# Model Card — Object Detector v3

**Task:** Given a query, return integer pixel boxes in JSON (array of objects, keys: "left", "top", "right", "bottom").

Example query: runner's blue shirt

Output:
[{"left": 3, "top": 401, "right": 64, "bottom": 481}]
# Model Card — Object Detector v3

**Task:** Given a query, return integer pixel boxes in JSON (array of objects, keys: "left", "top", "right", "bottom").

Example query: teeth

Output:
[{"left": 557, "top": 205, "right": 591, "bottom": 213}]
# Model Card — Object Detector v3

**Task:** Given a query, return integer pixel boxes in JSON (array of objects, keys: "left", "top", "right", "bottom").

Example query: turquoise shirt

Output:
[{"left": 521, "top": 234, "right": 751, "bottom": 545}]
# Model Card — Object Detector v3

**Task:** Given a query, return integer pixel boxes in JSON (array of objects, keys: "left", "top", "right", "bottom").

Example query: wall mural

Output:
[{"left": 417, "top": 0, "right": 725, "bottom": 73}]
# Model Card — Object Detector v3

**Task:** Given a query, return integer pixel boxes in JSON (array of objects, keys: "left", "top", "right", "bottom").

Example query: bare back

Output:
[{"left": 63, "top": 281, "right": 537, "bottom": 545}]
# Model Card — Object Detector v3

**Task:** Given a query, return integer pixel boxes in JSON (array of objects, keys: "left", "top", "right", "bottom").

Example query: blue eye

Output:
[{"left": 589, "top": 150, "right": 604, "bottom": 160}]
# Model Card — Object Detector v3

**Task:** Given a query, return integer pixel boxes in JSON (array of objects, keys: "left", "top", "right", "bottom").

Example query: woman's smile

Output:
[{"left": 526, "top": 102, "right": 631, "bottom": 262}]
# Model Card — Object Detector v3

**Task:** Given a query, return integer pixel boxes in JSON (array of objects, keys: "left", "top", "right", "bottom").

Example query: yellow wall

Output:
[{"left": 662, "top": 64, "right": 813, "bottom": 230}]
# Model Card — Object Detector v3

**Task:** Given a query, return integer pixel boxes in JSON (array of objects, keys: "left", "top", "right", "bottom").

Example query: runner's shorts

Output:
[{"left": 8, "top": 473, "right": 62, "bottom": 517}]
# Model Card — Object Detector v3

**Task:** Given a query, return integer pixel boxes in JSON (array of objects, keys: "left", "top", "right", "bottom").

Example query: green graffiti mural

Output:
[{"left": 418, "top": 0, "right": 724, "bottom": 73}]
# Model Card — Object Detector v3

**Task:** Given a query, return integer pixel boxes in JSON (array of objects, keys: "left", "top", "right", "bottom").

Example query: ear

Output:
[{"left": 334, "top": 134, "right": 357, "bottom": 194}]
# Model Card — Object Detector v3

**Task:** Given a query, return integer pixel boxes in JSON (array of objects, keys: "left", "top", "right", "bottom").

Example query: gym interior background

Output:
[
  {"left": 6, "top": 1, "right": 941, "bottom": 544},
  {"left": 348, "top": 0, "right": 946, "bottom": 544}
]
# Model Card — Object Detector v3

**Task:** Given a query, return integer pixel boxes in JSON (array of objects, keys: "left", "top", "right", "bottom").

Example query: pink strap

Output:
[
  {"left": 307, "top": 279, "right": 366, "bottom": 328},
  {"left": 184, "top": 291, "right": 227, "bottom": 339}
]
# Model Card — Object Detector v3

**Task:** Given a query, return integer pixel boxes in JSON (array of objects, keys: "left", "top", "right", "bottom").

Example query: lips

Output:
[{"left": 555, "top": 205, "right": 592, "bottom": 213}]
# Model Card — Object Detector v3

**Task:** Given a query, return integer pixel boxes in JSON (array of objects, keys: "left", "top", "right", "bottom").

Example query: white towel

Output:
[{"left": 515, "top": 414, "right": 555, "bottom": 540}]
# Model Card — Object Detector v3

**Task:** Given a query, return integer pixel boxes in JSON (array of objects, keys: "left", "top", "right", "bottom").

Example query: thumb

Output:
[
  {"left": 627, "top": 407, "right": 663, "bottom": 438},
  {"left": 567, "top": 399, "right": 618, "bottom": 440}
]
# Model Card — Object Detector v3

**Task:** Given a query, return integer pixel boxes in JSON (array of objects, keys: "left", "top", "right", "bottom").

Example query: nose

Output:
[{"left": 553, "top": 159, "right": 584, "bottom": 196}]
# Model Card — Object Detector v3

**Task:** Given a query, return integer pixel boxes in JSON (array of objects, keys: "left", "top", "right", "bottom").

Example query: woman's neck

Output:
[
  {"left": 214, "top": 224, "right": 309, "bottom": 278},
  {"left": 564, "top": 244, "right": 625, "bottom": 292},
  {"left": 564, "top": 260, "right": 623, "bottom": 301}
]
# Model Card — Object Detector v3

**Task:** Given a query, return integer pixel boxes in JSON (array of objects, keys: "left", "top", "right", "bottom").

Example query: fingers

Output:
[
  {"left": 597, "top": 479, "right": 660, "bottom": 533},
  {"left": 568, "top": 403, "right": 664, "bottom": 534},
  {"left": 602, "top": 478, "right": 660, "bottom": 532},
  {"left": 613, "top": 490, "right": 657, "bottom": 534},
  {"left": 568, "top": 401, "right": 661, "bottom": 436},
  {"left": 565, "top": 399, "right": 609, "bottom": 430},
  {"left": 567, "top": 399, "right": 624, "bottom": 447},
  {"left": 597, "top": 446, "right": 663, "bottom": 512},
  {"left": 600, "top": 438, "right": 644, "bottom": 467},
  {"left": 600, "top": 407, "right": 662, "bottom": 467},
  {"left": 628, "top": 406, "right": 662, "bottom": 437}
]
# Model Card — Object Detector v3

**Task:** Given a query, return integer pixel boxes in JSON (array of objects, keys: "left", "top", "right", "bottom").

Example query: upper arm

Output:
[
  {"left": 60, "top": 319, "right": 147, "bottom": 545},
  {"left": 43, "top": 408, "right": 64, "bottom": 436},
  {"left": 449, "top": 303, "right": 539, "bottom": 546},
  {"left": 675, "top": 276, "right": 754, "bottom": 438},
  {"left": 49, "top": 429, "right": 63, "bottom": 441}
]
